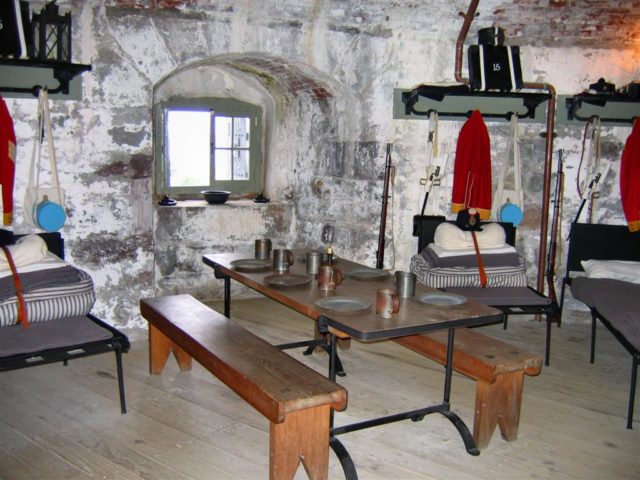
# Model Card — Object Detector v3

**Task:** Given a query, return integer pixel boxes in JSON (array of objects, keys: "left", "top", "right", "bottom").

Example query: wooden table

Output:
[{"left": 203, "top": 251, "right": 504, "bottom": 478}]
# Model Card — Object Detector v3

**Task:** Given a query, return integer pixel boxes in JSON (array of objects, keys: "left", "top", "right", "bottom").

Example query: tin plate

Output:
[{"left": 314, "top": 296, "right": 372, "bottom": 314}]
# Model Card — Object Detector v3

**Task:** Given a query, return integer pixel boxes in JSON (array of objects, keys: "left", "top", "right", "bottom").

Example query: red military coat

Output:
[
  {"left": 451, "top": 110, "right": 492, "bottom": 220},
  {"left": 620, "top": 119, "right": 640, "bottom": 232},
  {"left": 0, "top": 96, "right": 16, "bottom": 226}
]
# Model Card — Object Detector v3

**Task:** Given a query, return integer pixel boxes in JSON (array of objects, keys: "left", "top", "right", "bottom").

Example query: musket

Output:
[
  {"left": 546, "top": 149, "right": 564, "bottom": 309},
  {"left": 376, "top": 143, "right": 393, "bottom": 269}
]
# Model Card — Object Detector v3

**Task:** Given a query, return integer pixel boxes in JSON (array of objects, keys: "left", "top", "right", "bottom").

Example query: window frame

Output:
[{"left": 154, "top": 97, "right": 262, "bottom": 199}]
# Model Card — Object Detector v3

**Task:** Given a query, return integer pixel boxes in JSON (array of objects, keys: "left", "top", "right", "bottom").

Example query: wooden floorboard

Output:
[{"left": 0, "top": 297, "right": 638, "bottom": 480}]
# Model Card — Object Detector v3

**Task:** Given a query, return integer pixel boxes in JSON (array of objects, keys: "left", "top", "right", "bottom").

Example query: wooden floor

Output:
[{"left": 1, "top": 297, "right": 638, "bottom": 480}]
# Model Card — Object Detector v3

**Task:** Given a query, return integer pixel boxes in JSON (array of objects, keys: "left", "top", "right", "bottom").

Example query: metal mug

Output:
[
  {"left": 306, "top": 251, "right": 322, "bottom": 276},
  {"left": 395, "top": 271, "right": 416, "bottom": 298},
  {"left": 255, "top": 238, "right": 272, "bottom": 259},
  {"left": 376, "top": 288, "right": 400, "bottom": 318},
  {"left": 317, "top": 265, "right": 343, "bottom": 291},
  {"left": 272, "top": 248, "right": 294, "bottom": 272}
]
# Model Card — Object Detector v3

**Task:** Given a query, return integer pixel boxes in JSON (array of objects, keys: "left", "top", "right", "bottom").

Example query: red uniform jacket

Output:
[
  {"left": 0, "top": 96, "right": 16, "bottom": 226},
  {"left": 451, "top": 110, "right": 492, "bottom": 220},
  {"left": 620, "top": 119, "right": 640, "bottom": 232}
]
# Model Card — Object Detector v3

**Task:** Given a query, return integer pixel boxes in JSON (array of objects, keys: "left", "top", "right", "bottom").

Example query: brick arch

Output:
[{"left": 154, "top": 52, "right": 342, "bottom": 101}]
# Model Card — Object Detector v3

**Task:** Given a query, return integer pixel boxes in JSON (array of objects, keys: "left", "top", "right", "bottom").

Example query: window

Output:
[{"left": 154, "top": 97, "right": 262, "bottom": 198}]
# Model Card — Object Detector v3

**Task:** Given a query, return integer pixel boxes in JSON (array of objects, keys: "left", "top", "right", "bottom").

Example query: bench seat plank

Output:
[
  {"left": 141, "top": 295, "right": 347, "bottom": 424},
  {"left": 394, "top": 327, "right": 541, "bottom": 449},
  {"left": 395, "top": 328, "right": 542, "bottom": 383}
]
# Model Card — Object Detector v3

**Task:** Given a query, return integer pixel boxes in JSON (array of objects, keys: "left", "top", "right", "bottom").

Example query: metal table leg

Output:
[
  {"left": 328, "top": 332, "right": 358, "bottom": 480},
  {"left": 330, "top": 328, "right": 479, "bottom": 457},
  {"left": 224, "top": 275, "right": 230, "bottom": 317}
]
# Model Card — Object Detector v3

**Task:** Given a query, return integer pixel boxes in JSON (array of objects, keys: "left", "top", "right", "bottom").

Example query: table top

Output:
[{"left": 203, "top": 251, "right": 503, "bottom": 341}]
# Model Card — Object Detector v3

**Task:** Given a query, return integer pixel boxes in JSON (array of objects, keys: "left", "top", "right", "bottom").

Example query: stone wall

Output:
[{"left": 3, "top": 0, "right": 638, "bottom": 328}]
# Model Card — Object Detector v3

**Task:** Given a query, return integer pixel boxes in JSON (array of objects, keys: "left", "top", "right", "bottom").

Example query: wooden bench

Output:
[
  {"left": 140, "top": 294, "right": 348, "bottom": 480},
  {"left": 394, "top": 327, "right": 542, "bottom": 450}
]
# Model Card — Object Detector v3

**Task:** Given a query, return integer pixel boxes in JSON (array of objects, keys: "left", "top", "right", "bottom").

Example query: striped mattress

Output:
[
  {"left": 0, "top": 268, "right": 95, "bottom": 328},
  {"left": 410, "top": 252, "right": 528, "bottom": 289}
]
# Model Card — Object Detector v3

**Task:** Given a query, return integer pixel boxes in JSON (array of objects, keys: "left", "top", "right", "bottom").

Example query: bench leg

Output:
[
  {"left": 269, "top": 405, "right": 331, "bottom": 480},
  {"left": 473, "top": 371, "right": 525, "bottom": 450},
  {"left": 148, "top": 324, "right": 193, "bottom": 374}
]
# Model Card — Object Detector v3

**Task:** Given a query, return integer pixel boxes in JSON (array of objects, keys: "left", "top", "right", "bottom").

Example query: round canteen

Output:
[
  {"left": 499, "top": 202, "right": 523, "bottom": 226},
  {"left": 36, "top": 199, "right": 66, "bottom": 232}
]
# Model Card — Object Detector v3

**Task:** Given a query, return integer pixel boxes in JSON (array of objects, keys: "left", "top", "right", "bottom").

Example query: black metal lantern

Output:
[{"left": 31, "top": 1, "right": 71, "bottom": 62}]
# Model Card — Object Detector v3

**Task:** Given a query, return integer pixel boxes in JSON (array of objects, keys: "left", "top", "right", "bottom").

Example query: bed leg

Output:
[
  {"left": 627, "top": 354, "right": 638, "bottom": 430},
  {"left": 545, "top": 315, "right": 551, "bottom": 366},
  {"left": 590, "top": 309, "right": 597, "bottom": 364},
  {"left": 115, "top": 349, "right": 127, "bottom": 414}
]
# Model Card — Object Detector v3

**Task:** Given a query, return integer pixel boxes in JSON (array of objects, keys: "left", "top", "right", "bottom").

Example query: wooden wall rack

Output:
[
  {"left": 0, "top": 59, "right": 91, "bottom": 98},
  {"left": 560, "top": 94, "right": 639, "bottom": 126},
  {"left": 395, "top": 84, "right": 550, "bottom": 123}
]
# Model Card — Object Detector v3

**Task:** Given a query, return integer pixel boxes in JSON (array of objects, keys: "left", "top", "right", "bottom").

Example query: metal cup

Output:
[
  {"left": 395, "top": 271, "right": 416, "bottom": 298},
  {"left": 317, "top": 265, "right": 343, "bottom": 291},
  {"left": 306, "top": 251, "right": 322, "bottom": 276},
  {"left": 255, "top": 238, "right": 272, "bottom": 259},
  {"left": 273, "top": 248, "right": 294, "bottom": 272},
  {"left": 376, "top": 288, "right": 400, "bottom": 318}
]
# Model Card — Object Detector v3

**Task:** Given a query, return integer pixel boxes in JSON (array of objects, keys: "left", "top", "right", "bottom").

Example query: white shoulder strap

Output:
[
  {"left": 492, "top": 114, "right": 522, "bottom": 219},
  {"left": 27, "top": 89, "right": 62, "bottom": 197}
]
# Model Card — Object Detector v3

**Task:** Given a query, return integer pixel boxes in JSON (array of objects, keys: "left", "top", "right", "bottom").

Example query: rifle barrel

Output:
[{"left": 376, "top": 143, "right": 392, "bottom": 269}]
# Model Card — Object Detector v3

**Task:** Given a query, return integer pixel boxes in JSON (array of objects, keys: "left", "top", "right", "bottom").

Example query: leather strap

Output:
[
  {"left": 1, "top": 245, "right": 29, "bottom": 328},
  {"left": 470, "top": 231, "right": 488, "bottom": 288}
]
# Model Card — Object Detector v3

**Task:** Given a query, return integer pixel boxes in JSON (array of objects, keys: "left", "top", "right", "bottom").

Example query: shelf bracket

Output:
[
  {"left": 0, "top": 59, "right": 91, "bottom": 97},
  {"left": 565, "top": 94, "right": 640, "bottom": 124}
]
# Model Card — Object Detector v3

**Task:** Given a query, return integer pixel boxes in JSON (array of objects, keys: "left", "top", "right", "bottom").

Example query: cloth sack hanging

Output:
[
  {"left": 420, "top": 112, "right": 442, "bottom": 216},
  {"left": 24, "top": 89, "right": 66, "bottom": 232},
  {"left": 491, "top": 114, "right": 524, "bottom": 225},
  {"left": 451, "top": 110, "right": 492, "bottom": 220}
]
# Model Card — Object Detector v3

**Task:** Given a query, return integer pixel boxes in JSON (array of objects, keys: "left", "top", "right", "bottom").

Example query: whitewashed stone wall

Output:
[{"left": 4, "top": 0, "right": 638, "bottom": 328}]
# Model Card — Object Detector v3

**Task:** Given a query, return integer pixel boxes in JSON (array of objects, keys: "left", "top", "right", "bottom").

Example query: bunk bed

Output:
[
  {"left": 0, "top": 232, "right": 129, "bottom": 413},
  {"left": 411, "top": 216, "right": 558, "bottom": 365},
  {"left": 560, "top": 222, "right": 640, "bottom": 429}
]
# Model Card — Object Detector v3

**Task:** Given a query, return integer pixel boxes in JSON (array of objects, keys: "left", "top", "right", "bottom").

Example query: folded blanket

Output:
[
  {"left": 427, "top": 242, "right": 517, "bottom": 258},
  {"left": 434, "top": 222, "right": 507, "bottom": 250},
  {"left": 0, "top": 265, "right": 84, "bottom": 301},
  {"left": 421, "top": 245, "right": 522, "bottom": 268}
]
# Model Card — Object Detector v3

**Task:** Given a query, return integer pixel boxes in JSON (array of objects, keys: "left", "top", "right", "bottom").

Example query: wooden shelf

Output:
[
  {"left": 558, "top": 94, "right": 640, "bottom": 126},
  {"left": 394, "top": 84, "right": 550, "bottom": 123},
  {"left": 0, "top": 59, "right": 91, "bottom": 99}
]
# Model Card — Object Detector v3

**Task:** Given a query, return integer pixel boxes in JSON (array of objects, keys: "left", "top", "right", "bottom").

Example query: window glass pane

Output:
[
  {"left": 167, "top": 110, "right": 210, "bottom": 186},
  {"left": 215, "top": 116, "right": 232, "bottom": 148},
  {"left": 233, "top": 150, "right": 249, "bottom": 180},
  {"left": 233, "top": 117, "right": 250, "bottom": 148},
  {"left": 215, "top": 150, "right": 232, "bottom": 180}
]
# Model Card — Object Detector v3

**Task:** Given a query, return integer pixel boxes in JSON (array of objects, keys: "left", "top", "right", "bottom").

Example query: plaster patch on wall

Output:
[
  {"left": 354, "top": 141, "right": 381, "bottom": 179},
  {"left": 73, "top": 232, "right": 153, "bottom": 265},
  {"left": 107, "top": 125, "right": 147, "bottom": 147},
  {"left": 106, "top": 9, "right": 175, "bottom": 82}
]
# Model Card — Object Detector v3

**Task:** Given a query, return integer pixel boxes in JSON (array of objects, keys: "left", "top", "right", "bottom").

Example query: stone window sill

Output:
[{"left": 157, "top": 199, "right": 283, "bottom": 208}]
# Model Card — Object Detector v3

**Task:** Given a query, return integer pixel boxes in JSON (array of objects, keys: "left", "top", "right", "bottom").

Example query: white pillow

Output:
[
  {"left": 581, "top": 259, "right": 640, "bottom": 284},
  {"left": 0, "top": 234, "right": 49, "bottom": 271},
  {"left": 434, "top": 222, "right": 507, "bottom": 250}
]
